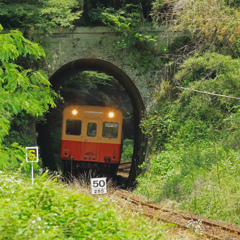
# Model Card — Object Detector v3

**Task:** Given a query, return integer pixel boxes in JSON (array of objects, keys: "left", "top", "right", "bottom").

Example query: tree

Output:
[
  {"left": 0, "top": 0, "right": 83, "bottom": 31},
  {"left": 100, "top": 4, "right": 160, "bottom": 73},
  {"left": 0, "top": 24, "right": 56, "bottom": 170}
]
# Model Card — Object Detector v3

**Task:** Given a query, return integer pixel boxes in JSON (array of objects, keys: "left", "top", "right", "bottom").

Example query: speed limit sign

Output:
[{"left": 91, "top": 177, "right": 107, "bottom": 194}]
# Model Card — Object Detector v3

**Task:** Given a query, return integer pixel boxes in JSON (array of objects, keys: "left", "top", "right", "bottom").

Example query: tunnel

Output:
[{"left": 38, "top": 58, "right": 146, "bottom": 187}]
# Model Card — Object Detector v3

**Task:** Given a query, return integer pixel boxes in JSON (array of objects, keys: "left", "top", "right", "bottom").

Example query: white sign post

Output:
[
  {"left": 26, "top": 146, "right": 39, "bottom": 185},
  {"left": 91, "top": 177, "right": 107, "bottom": 195}
]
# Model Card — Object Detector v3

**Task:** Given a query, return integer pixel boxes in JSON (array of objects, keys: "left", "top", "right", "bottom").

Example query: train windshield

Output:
[
  {"left": 66, "top": 119, "right": 81, "bottom": 135},
  {"left": 102, "top": 122, "right": 118, "bottom": 138},
  {"left": 87, "top": 122, "right": 97, "bottom": 137}
]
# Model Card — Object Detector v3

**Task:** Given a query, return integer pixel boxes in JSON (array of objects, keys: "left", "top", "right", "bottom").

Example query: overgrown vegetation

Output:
[
  {"left": 0, "top": 0, "right": 161, "bottom": 74},
  {"left": 0, "top": 24, "right": 56, "bottom": 172},
  {"left": 0, "top": 0, "right": 83, "bottom": 31},
  {"left": 1, "top": 0, "right": 240, "bottom": 229},
  {"left": 121, "top": 139, "right": 134, "bottom": 162},
  {"left": 135, "top": 0, "right": 240, "bottom": 226},
  {"left": 100, "top": 4, "right": 161, "bottom": 73},
  {"left": 0, "top": 170, "right": 166, "bottom": 239}
]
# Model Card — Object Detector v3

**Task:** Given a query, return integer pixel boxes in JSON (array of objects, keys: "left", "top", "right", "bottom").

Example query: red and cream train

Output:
[{"left": 60, "top": 105, "right": 123, "bottom": 175}]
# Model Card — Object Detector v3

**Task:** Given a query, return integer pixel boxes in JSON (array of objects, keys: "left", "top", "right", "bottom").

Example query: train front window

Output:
[
  {"left": 87, "top": 122, "right": 97, "bottom": 137},
  {"left": 66, "top": 119, "right": 81, "bottom": 135},
  {"left": 102, "top": 122, "right": 118, "bottom": 138}
]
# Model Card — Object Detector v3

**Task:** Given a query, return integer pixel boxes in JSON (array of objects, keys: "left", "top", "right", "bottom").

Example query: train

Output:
[{"left": 60, "top": 105, "right": 123, "bottom": 176}]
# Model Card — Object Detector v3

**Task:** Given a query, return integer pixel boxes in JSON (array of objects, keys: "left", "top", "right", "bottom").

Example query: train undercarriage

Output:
[{"left": 62, "top": 160, "right": 119, "bottom": 178}]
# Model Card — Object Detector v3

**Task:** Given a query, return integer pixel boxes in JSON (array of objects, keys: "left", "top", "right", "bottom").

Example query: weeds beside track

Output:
[{"left": 114, "top": 190, "right": 240, "bottom": 240}]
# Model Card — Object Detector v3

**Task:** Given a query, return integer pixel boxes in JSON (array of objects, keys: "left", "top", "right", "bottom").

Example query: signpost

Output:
[
  {"left": 91, "top": 177, "right": 107, "bottom": 195},
  {"left": 26, "top": 146, "right": 39, "bottom": 184}
]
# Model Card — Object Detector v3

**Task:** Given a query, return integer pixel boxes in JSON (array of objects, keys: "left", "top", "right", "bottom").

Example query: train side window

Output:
[
  {"left": 102, "top": 122, "right": 118, "bottom": 138},
  {"left": 87, "top": 122, "right": 97, "bottom": 137},
  {"left": 66, "top": 119, "right": 81, "bottom": 135}
]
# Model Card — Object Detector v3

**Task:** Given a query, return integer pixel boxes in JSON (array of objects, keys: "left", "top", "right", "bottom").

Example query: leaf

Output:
[{"left": 0, "top": 26, "right": 58, "bottom": 171}]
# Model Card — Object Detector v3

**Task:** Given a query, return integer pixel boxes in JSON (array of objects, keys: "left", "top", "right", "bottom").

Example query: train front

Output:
[{"left": 60, "top": 105, "right": 123, "bottom": 175}]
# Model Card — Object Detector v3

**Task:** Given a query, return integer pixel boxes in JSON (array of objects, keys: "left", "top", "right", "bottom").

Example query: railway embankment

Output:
[
  {"left": 0, "top": 170, "right": 166, "bottom": 239},
  {"left": 1, "top": 169, "right": 239, "bottom": 239}
]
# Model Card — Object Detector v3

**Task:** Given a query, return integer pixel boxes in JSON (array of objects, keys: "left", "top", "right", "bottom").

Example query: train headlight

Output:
[
  {"left": 72, "top": 110, "right": 77, "bottom": 115},
  {"left": 108, "top": 112, "right": 114, "bottom": 118}
]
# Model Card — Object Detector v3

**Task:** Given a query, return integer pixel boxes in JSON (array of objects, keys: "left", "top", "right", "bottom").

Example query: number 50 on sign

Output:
[{"left": 91, "top": 177, "right": 107, "bottom": 195}]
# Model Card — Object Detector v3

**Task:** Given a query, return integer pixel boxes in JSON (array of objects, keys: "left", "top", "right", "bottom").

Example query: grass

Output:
[
  {"left": 134, "top": 139, "right": 240, "bottom": 226},
  {"left": 67, "top": 174, "right": 204, "bottom": 240},
  {"left": 0, "top": 169, "right": 171, "bottom": 240}
]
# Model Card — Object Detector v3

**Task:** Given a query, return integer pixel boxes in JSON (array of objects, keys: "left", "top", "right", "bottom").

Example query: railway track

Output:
[
  {"left": 113, "top": 190, "right": 240, "bottom": 239},
  {"left": 118, "top": 161, "right": 131, "bottom": 170},
  {"left": 117, "top": 161, "right": 131, "bottom": 178}
]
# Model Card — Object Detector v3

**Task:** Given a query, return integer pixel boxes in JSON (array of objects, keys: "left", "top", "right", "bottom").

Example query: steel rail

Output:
[{"left": 115, "top": 191, "right": 240, "bottom": 240}]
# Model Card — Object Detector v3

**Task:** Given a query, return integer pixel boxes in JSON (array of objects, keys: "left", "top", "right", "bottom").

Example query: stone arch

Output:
[{"left": 49, "top": 58, "right": 146, "bottom": 187}]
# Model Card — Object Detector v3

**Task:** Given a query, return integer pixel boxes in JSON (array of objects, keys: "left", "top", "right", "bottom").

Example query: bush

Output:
[
  {"left": 0, "top": 170, "right": 166, "bottom": 239},
  {"left": 136, "top": 53, "right": 240, "bottom": 225},
  {"left": 136, "top": 130, "right": 240, "bottom": 224}
]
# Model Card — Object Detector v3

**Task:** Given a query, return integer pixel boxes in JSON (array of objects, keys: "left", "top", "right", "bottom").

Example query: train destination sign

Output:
[{"left": 91, "top": 177, "right": 107, "bottom": 194}]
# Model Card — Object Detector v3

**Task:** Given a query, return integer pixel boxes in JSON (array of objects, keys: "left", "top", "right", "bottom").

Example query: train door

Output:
[
  {"left": 81, "top": 117, "right": 101, "bottom": 162},
  {"left": 61, "top": 118, "right": 82, "bottom": 161}
]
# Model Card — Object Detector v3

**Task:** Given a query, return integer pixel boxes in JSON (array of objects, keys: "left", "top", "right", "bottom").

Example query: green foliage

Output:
[
  {"left": 84, "top": 2, "right": 105, "bottom": 25},
  {"left": 0, "top": 0, "right": 83, "bottom": 31},
  {"left": 40, "top": 0, "right": 83, "bottom": 29},
  {"left": 140, "top": 53, "right": 240, "bottom": 152},
  {"left": 151, "top": 0, "right": 240, "bottom": 64},
  {"left": 101, "top": 4, "right": 162, "bottom": 74},
  {"left": 151, "top": 0, "right": 171, "bottom": 25},
  {"left": 81, "top": 0, "right": 153, "bottom": 26},
  {"left": 102, "top": 5, "right": 141, "bottom": 30},
  {"left": 168, "top": 0, "right": 240, "bottom": 55},
  {"left": 136, "top": 129, "right": 240, "bottom": 224},
  {"left": 136, "top": 51, "right": 240, "bottom": 224},
  {"left": 226, "top": 0, "right": 240, "bottom": 8},
  {"left": 94, "top": 6, "right": 240, "bottom": 224},
  {"left": 3, "top": 113, "right": 35, "bottom": 148},
  {"left": 121, "top": 139, "right": 134, "bottom": 162},
  {"left": 0, "top": 172, "right": 121, "bottom": 239},
  {"left": 184, "top": 157, "right": 240, "bottom": 222},
  {"left": 140, "top": 109, "right": 176, "bottom": 152},
  {"left": 0, "top": 170, "right": 166, "bottom": 239},
  {"left": 0, "top": 25, "right": 57, "bottom": 171},
  {"left": 142, "top": 53, "right": 240, "bottom": 147},
  {"left": 174, "top": 53, "right": 240, "bottom": 123}
]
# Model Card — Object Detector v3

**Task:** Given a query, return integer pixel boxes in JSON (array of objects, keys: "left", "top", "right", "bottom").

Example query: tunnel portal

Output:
[{"left": 41, "top": 58, "right": 146, "bottom": 187}]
